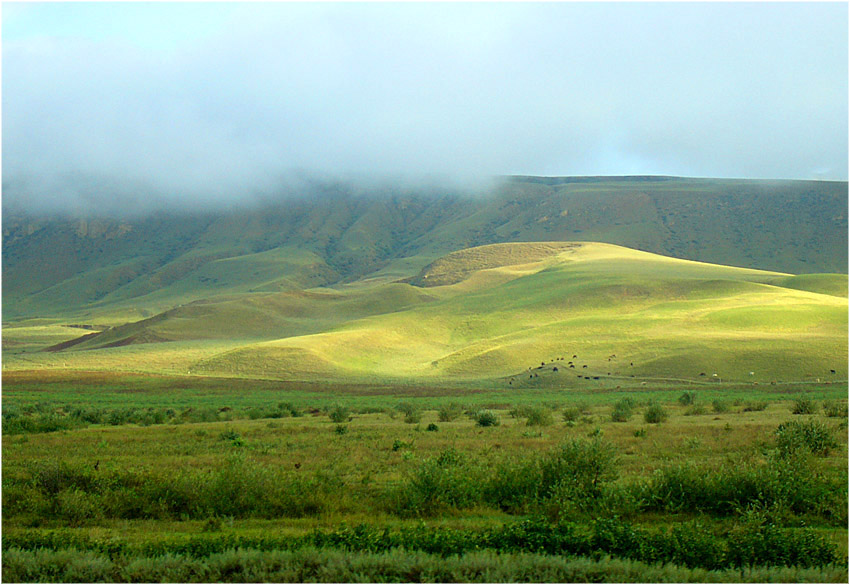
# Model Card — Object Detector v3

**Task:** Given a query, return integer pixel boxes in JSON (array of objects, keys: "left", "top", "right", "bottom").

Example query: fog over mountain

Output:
[{"left": 3, "top": 2, "right": 847, "bottom": 215}]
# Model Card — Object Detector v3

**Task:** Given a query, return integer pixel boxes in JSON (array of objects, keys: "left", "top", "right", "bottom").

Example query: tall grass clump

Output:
[
  {"left": 774, "top": 420, "right": 838, "bottom": 457},
  {"left": 437, "top": 403, "right": 463, "bottom": 422},
  {"left": 678, "top": 391, "right": 697, "bottom": 406},
  {"left": 474, "top": 411, "right": 500, "bottom": 427},
  {"left": 643, "top": 403, "right": 668, "bottom": 424},
  {"left": 610, "top": 399, "right": 634, "bottom": 423},
  {"left": 562, "top": 407, "right": 581, "bottom": 423},
  {"left": 524, "top": 406, "right": 554, "bottom": 427},
  {"left": 790, "top": 397, "right": 818, "bottom": 415},
  {"left": 328, "top": 405, "right": 350, "bottom": 423},
  {"left": 823, "top": 400, "right": 848, "bottom": 418},
  {"left": 391, "top": 448, "right": 483, "bottom": 516},
  {"left": 539, "top": 438, "right": 619, "bottom": 504}
]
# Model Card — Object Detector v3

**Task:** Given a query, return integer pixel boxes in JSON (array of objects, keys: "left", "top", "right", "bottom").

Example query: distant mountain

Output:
[{"left": 3, "top": 176, "right": 846, "bottom": 320}]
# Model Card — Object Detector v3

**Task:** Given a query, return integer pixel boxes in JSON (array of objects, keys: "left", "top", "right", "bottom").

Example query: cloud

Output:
[{"left": 3, "top": 2, "right": 847, "bottom": 213}]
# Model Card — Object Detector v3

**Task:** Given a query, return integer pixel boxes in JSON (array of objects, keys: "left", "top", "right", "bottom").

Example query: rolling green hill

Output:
[
  {"left": 5, "top": 241, "right": 846, "bottom": 386},
  {"left": 3, "top": 176, "right": 846, "bottom": 320}
]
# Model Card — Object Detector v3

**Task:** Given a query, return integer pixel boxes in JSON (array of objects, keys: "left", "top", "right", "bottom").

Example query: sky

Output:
[{"left": 2, "top": 2, "right": 848, "bottom": 213}]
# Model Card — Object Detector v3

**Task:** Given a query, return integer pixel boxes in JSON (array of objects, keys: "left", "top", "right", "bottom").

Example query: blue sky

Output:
[{"left": 3, "top": 2, "right": 847, "bottom": 211}]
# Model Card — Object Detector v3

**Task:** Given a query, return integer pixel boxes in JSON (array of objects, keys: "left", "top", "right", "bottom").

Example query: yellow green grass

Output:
[{"left": 5, "top": 242, "right": 846, "bottom": 387}]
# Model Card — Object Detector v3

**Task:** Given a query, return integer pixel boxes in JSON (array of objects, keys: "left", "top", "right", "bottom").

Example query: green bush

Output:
[
  {"left": 393, "top": 449, "right": 483, "bottom": 516},
  {"left": 474, "top": 411, "right": 500, "bottom": 427},
  {"left": 426, "top": 423, "right": 439, "bottom": 432},
  {"left": 775, "top": 420, "right": 838, "bottom": 457},
  {"left": 396, "top": 402, "right": 417, "bottom": 416},
  {"left": 403, "top": 411, "right": 422, "bottom": 424},
  {"left": 610, "top": 399, "right": 633, "bottom": 423},
  {"left": 643, "top": 403, "right": 668, "bottom": 424},
  {"left": 684, "top": 405, "right": 706, "bottom": 416},
  {"left": 329, "top": 405, "right": 350, "bottom": 423},
  {"left": 790, "top": 397, "right": 817, "bottom": 415},
  {"left": 392, "top": 439, "right": 412, "bottom": 452},
  {"left": 437, "top": 403, "right": 462, "bottom": 422},
  {"left": 742, "top": 401, "right": 768, "bottom": 412},
  {"left": 678, "top": 391, "right": 697, "bottom": 406},
  {"left": 525, "top": 407, "right": 554, "bottom": 427},
  {"left": 562, "top": 408, "right": 581, "bottom": 423},
  {"left": 823, "top": 400, "right": 848, "bottom": 418},
  {"left": 539, "top": 438, "right": 618, "bottom": 502},
  {"left": 711, "top": 400, "right": 729, "bottom": 414},
  {"left": 218, "top": 429, "right": 241, "bottom": 442}
]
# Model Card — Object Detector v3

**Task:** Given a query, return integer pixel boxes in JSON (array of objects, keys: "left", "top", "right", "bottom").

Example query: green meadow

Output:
[{"left": 3, "top": 240, "right": 848, "bottom": 582}]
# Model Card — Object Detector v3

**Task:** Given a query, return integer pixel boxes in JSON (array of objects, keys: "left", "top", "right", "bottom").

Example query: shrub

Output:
[
  {"left": 742, "top": 401, "right": 768, "bottom": 412},
  {"left": 396, "top": 402, "right": 417, "bottom": 416},
  {"left": 643, "top": 403, "right": 668, "bottom": 424},
  {"left": 328, "top": 405, "right": 350, "bottom": 423},
  {"left": 437, "top": 403, "right": 462, "bottom": 422},
  {"left": 610, "top": 399, "right": 633, "bottom": 423},
  {"left": 775, "top": 420, "right": 838, "bottom": 457},
  {"left": 426, "top": 423, "right": 439, "bottom": 432},
  {"left": 403, "top": 411, "right": 422, "bottom": 424},
  {"left": 392, "top": 439, "right": 412, "bottom": 452},
  {"left": 684, "top": 405, "right": 706, "bottom": 416},
  {"left": 633, "top": 428, "right": 646, "bottom": 438},
  {"left": 525, "top": 407, "right": 554, "bottom": 427},
  {"left": 791, "top": 397, "right": 817, "bottom": 415},
  {"left": 393, "top": 449, "right": 483, "bottom": 515},
  {"left": 540, "top": 438, "right": 619, "bottom": 503},
  {"left": 712, "top": 400, "right": 729, "bottom": 414},
  {"left": 474, "top": 411, "right": 500, "bottom": 427},
  {"left": 823, "top": 400, "right": 848, "bottom": 418},
  {"left": 562, "top": 408, "right": 581, "bottom": 423},
  {"left": 334, "top": 425, "right": 348, "bottom": 435},
  {"left": 219, "top": 429, "right": 241, "bottom": 442},
  {"left": 678, "top": 391, "right": 697, "bottom": 406}
]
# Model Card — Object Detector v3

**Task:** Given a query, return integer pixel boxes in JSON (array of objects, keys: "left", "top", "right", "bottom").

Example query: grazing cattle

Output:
[
  {"left": 831, "top": 369, "right": 836, "bottom": 374},
  {"left": 553, "top": 367, "right": 559, "bottom": 372},
  {"left": 582, "top": 365, "right": 588, "bottom": 369},
  {"left": 569, "top": 364, "right": 575, "bottom": 368},
  {"left": 699, "top": 373, "right": 706, "bottom": 376}
]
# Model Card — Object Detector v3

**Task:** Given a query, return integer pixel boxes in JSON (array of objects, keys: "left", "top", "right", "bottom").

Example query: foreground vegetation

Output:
[{"left": 2, "top": 371, "right": 847, "bottom": 582}]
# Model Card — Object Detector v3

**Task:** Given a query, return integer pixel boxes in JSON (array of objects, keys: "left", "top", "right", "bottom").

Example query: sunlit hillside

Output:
[{"left": 6, "top": 241, "right": 845, "bottom": 386}]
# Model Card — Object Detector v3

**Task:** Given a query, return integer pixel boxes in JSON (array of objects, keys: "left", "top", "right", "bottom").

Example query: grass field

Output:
[{"left": 2, "top": 370, "right": 848, "bottom": 582}]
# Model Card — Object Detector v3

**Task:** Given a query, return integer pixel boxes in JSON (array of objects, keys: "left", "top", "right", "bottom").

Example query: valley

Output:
[{"left": 3, "top": 176, "right": 847, "bottom": 582}]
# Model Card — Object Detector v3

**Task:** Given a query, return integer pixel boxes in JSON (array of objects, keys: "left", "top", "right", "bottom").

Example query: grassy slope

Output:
[{"left": 10, "top": 241, "right": 844, "bottom": 386}]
